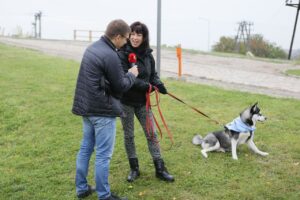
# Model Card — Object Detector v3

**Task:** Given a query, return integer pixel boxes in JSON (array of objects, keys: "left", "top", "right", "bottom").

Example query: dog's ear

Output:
[{"left": 251, "top": 102, "right": 258, "bottom": 113}]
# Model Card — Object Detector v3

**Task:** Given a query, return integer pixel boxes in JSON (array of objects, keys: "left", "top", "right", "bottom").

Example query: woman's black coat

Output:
[{"left": 118, "top": 44, "right": 164, "bottom": 106}]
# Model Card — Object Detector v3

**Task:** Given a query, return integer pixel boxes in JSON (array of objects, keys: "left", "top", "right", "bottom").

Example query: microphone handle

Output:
[{"left": 130, "top": 63, "right": 136, "bottom": 68}]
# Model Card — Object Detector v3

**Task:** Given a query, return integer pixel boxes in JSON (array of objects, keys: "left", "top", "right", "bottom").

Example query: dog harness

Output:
[{"left": 225, "top": 117, "right": 256, "bottom": 133}]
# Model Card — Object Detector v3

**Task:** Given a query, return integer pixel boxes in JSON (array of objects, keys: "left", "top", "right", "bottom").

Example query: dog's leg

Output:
[
  {"left": 201, "top": 141, "right": 220, "bottom": 158},
  {"left": 231, "top": 139, "right": 238, "bottom": 160},
  {"left": 217, "top": 148, "right": 226, "bottom": 153},
  {"left": 247, "top": 140, "right": 269, "bottom": 156}
]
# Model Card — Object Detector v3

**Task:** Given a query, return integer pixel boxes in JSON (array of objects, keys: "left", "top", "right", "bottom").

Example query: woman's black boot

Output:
[
  {"left": 127, "top": 158, "right": 140, "bottom": 182},
  {"left": 153, "top": 159, "right": 175, "bottom": 182}
]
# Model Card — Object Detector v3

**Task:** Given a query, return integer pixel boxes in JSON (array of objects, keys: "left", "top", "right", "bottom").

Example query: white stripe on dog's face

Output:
[{"left": 253, "top": 113, "right": 267, "bottom": 122}]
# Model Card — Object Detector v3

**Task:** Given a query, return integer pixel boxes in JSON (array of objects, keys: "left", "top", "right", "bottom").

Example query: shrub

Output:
[
  {"left": 212, "top": 36, "right": 235, "bottom": 53},
  {"left": 213, "top": 34, "right": 287, "bottom": 59}
]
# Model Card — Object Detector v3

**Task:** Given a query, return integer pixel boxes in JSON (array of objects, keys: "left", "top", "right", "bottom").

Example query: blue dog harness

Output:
[{"left": 225, "top": 117, "right": 256, "bottom": 133}]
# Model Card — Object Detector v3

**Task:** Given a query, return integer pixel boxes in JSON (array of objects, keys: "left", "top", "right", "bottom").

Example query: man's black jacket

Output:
[{"left": 72, "top": 36, "right": 136, "bottom": 117}]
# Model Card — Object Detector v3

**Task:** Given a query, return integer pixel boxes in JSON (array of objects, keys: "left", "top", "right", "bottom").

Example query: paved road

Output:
[{"left": 1, "top": 37, "right": 300, "bottom": 100}]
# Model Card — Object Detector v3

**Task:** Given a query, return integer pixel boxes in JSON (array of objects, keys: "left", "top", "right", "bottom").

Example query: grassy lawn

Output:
[
  {"left": 286, "top": 69, "right": 300, "bottom": 77},
  {"left": 1, "top": 43, "right": 300, "bottom": 200},
  {"left": 160, "top": 45, "right": 291, "bottom": 64}
]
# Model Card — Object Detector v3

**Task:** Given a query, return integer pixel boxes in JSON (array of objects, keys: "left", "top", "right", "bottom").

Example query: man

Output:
[{"left": 72, "top": 19, "right": 138, "bottom": 200}]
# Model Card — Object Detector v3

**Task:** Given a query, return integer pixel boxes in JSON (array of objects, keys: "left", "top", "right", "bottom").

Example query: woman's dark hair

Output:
[{"left": 130, "top": 21, "right": 150, "bottom": 50}]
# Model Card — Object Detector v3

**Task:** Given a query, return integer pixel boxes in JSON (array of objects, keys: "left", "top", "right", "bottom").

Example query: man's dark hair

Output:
[
  {"left": 105, "top": 19, "right": 130, "bottom": 39},
  {"left": 130, "top": 21, "right": 150, "bottom": 50}
]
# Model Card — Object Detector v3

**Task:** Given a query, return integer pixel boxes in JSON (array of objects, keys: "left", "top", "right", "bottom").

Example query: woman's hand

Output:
[{"left": 156, "top": 84, "right": 167, "bottom": 94}]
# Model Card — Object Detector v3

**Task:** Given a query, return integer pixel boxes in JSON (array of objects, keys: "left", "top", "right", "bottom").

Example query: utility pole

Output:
[
  {"left": 32, "top": 22, "right": 36, "bottom": 38},
  {"left": 156, "top": 0, "right": 161, "bottom": 77},
  {"left": 234, "top": 21, "right": 253, "bottom": 52},
  {"left": 286, "top": 0, "right": 300, "bottom": 60},
  {"left": 33, "top": 13, "right": 37, "bottom": 38},
  {"left": 37, "top": 11, "right": 42, "bottom": 39},
  {"left": 33, "top": 11, "right": 42, "bottom": 39},
  {"left": 38, "top": 11, "right": 42, "bottom": 39}
]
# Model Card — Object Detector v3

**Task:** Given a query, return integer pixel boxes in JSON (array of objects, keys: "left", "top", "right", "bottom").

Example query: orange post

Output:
[{"left": 176, "top": 44, "right": 182, "bottom": 77}]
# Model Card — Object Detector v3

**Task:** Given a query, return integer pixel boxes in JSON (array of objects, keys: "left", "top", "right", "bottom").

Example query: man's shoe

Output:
[
  {"left": 77, "top": 185, "right": 96, "bottom": 199},
  {"left": 101, "top": 192, "right": 128, "bottom": 200}
]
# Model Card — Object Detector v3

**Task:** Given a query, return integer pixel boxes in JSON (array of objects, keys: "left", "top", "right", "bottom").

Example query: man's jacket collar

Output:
[{"left": 101, "top": 36, "right": 118, "bottom": 51}]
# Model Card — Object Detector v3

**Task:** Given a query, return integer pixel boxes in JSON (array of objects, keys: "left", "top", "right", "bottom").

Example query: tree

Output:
[
  {"left": 213, "top": 34, "right": 287, "bottom": 59},
  {"left": 212, "top": 36, "right": 235, "bottom": 53}
]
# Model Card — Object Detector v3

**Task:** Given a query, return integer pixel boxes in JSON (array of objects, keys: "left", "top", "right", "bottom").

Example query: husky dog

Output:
[{"left": 192, "top": 103, "right": 268, "bottom": 160}]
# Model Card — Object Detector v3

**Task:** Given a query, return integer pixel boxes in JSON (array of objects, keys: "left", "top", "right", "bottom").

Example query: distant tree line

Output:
[{"left": 213, "top": 34, "right": 287, "bottom": 59}]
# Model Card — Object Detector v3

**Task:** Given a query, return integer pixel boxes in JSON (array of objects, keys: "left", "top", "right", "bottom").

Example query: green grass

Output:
[
  {"left": 286, "top": 69, "right": 300, "bottom": 77},
  {"left": 1, "top": 43, "right": 300, "bottom": 200},
  {"left": 158, "top": 45, "right": 291, "bottom": 64}
]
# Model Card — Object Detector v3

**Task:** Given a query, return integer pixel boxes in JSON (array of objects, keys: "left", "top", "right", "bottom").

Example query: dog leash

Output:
[
  {"left": 167, "top": 92, "right": 221, "bottom": 125},
  {"left": 145, "top": 85, "right": 174, "bottom": 145},
  {"left": 145, "top": 88, "right": 221, "bottom": 146}
]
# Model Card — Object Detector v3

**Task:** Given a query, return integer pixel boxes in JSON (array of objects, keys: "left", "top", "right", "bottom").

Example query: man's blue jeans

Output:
[{"left": 75, "top": 116, "right": 116, "bottom": 199}]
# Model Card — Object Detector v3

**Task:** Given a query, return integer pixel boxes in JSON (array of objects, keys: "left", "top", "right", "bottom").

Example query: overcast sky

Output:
[{"left": 0, "top": 0, "right": 299, "bottom": 51}]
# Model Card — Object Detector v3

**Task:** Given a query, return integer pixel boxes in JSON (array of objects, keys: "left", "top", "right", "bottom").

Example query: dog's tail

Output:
[{"left": 192, "top": 134, "right": 203, "bottom": 145}]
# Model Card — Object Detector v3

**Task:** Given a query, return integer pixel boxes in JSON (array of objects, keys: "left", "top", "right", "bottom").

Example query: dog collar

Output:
[{"left": 225, "top": 117, "right": 256, "bottom": 133}]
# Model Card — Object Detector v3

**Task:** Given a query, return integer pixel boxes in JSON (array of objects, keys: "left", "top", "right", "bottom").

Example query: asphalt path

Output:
[{"left": 1, "top": 37, "right": 300, "bottom": 100}]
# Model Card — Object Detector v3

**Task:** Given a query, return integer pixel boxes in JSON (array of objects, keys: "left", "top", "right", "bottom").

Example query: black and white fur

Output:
[{"left": 192, "top": 103, "right": 268, "bottom": 160}]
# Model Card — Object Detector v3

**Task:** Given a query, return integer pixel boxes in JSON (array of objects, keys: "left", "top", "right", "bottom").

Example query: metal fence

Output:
[{"left": 73, "top": 30, "right": 104, "bottom": 42}]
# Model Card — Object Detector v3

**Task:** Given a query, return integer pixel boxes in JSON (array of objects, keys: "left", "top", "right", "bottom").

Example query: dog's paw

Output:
[
  {"left": 232, "top": 156, "right": 238, "bottom": 160},
  {"left": 218, "top": 148, "right": 226, "bottom": 153},
  {"left": 201, "top": 150, "right": 208, "bottom": 158},
  {"left": 260, "top": 152, "right": 269, "bottom": 156}
]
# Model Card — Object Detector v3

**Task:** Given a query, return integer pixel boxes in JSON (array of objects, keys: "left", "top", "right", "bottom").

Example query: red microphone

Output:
[{"left": 128, "top": 53, "right": 137, "bottom": 67}]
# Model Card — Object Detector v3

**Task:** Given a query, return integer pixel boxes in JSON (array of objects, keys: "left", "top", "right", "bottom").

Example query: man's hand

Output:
[{"left": 128, "top": 65, "right": 139, "bottom": 77}]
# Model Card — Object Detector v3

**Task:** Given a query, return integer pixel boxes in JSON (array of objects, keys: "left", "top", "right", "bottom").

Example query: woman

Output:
[{"left": 118, "top": 21, "right": 174, "bottom": 182}]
